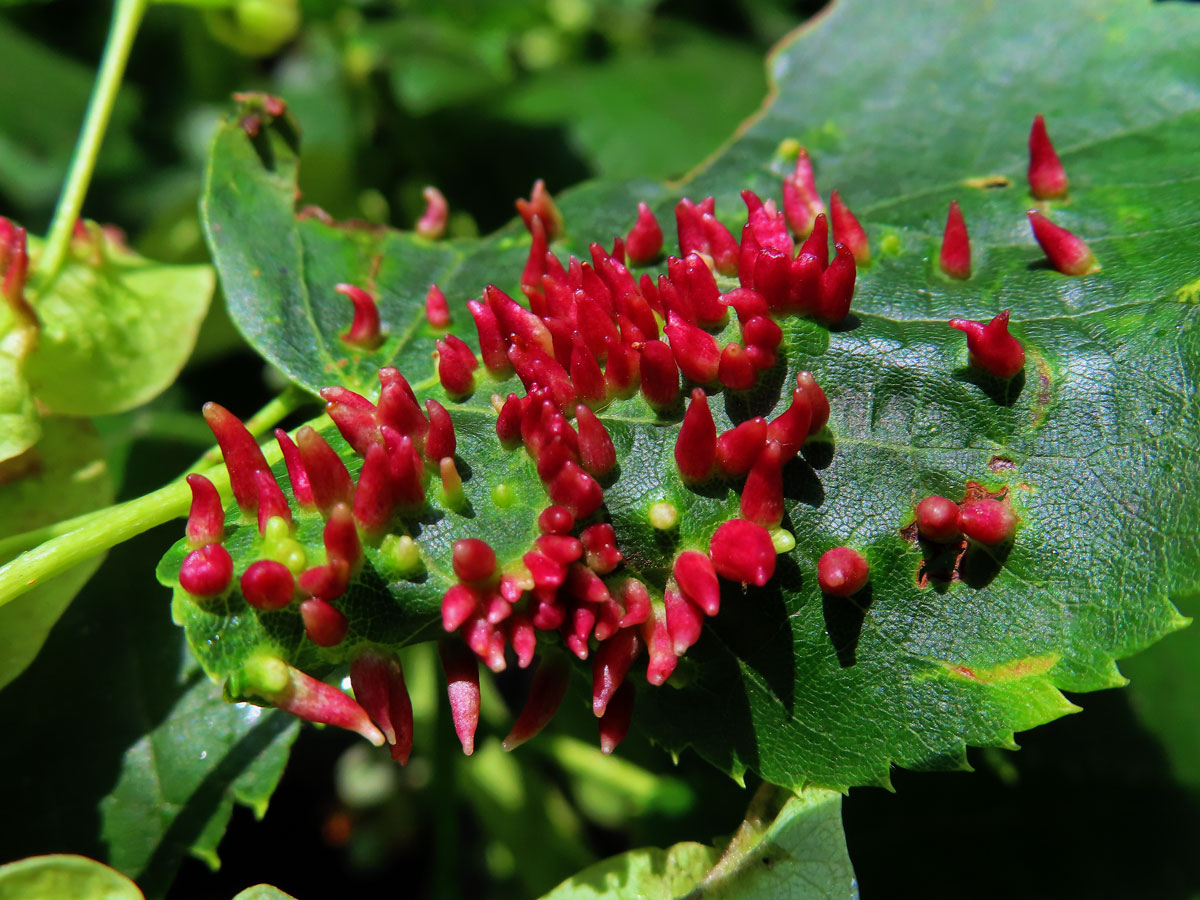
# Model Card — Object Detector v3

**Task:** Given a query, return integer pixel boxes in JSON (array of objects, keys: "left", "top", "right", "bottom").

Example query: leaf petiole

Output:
[
  {"left": 0, "top": 386, "right": 312, "bottom": 609},
  {"left": 36, "top": 0, "right": 150, "bottom": 290}
]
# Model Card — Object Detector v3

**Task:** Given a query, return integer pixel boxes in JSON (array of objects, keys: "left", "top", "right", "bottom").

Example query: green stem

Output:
[
  {"left": 36, "top": 0, "right": 149, "bottom": 288},
  {"left": 0, "top": 387, "right": 311, "bottom": 608}
]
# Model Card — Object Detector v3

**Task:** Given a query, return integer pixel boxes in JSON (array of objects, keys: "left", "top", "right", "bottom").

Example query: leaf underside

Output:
[{"left": 179, "top": 0, "right": 1200, "bottom": 791}]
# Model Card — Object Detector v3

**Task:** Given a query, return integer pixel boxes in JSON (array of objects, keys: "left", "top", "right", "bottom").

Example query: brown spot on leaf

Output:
[
  {"left": 988, "top": 456, "right": 1015, "bottom": 472},
  {"left": 298, "top": 205, "right": 333, "bottom": 224},
  {"left": 962, "top": 480, "right": 1008, "bottom": 504},
  {"left": 239, "top": 114, "right": 262, "bottom": 138}
]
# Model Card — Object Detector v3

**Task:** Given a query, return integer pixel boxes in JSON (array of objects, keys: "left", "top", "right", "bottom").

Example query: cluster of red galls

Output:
[{"left": 173, "top": 112, "right": 1094, "bottom": 761}]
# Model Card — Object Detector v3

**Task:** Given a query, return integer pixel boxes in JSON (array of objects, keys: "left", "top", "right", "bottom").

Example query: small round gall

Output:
[
  {"left": 241, "top": 559, "right": 296, "bottom": 611},
  {"left": 916, "top": 496, "right": 961, "bottom": 543},
  {"left": 179, "top": 544, "right": 233, "bottom": 597},
  {"left": 958, "top": 500, "right": 1017, "bottom": 545},
  {"left": 452, "top": 539, "right": 497, "bottom": 583},
  {"left": 817, "top": 547, "right": 870, "bottom": 598}
]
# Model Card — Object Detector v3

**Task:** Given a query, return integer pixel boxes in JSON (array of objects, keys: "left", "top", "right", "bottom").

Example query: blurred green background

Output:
[{"left": 2, "top": 1, "right": 1199, "bottom": 897}]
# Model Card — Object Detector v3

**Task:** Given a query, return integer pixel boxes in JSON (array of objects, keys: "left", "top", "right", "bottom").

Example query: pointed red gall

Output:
[
  {"left": 548, "top": 461, "right": 604, "bottom": 520},
  {"left": 516, "top": 179, "right": 564, "bottom": 241},
  {"left": 378, "top": 370, "right": 429, "bottom": 445},
  {"left": 741, "top": 440, "right": 786, "bottom": 528},
  {"left": 641, "top": 604, "right": 677, "bottom": 686},
  {"left": 767, "top": 389, "right": 813, "bottom": 460},
  {"left": 673, "top": 551, "right": 720, "bottom": 617},
  {"left": 700, "top": 212, "right": 740, "bottom": 276},
  {"left": 787, "top": 252, "right": 821, "bottom": 315},
  {"left": 352, "top": 443, "right": 397, "bottom": 534},
  {"left": 718, "top": 342, "right": 757, "bottom": 391},
  {"left": 958, "top": 499, "right": 1017, "bottom": 545},
  {"left": 203, "top": 402, "right": 270, "bottom": 515},
  {"left": 252, "top": 661, "right": 384, "bottom": 746},
  {"left": 425, "top": 283, "right": 451, "bottom": 329},
  {"left": 598, "top": 682, "right": 634, "bottom": 754},
  {"left": 254, "top": 469, "right": 293, "bottom": 533},
  {"left": 604, "top": 341, "right": 640, "bottom": 397},
  {"left": 675, "top": 388, "right": 717, "bottom": 483},
  {"left": 618, "top": 579, "right": 651, "bottom": 628},
  {"left": 816, "top": 242, "right": 856, "bottom": 324},
  {"left": 436, "top": 338, "right": 475, "bottom": 397},
  {"left": 722, "top": 288, "right": 769, "bottom": 324},
  {"left": 592, "top": 629, "right": 641, "bottom": 718},
  {"left": 322, "top": 387, "right": 380, "bottom": 456},
  {"left": 180, "top": 543, "right": 233, "bottom": 597},
  {"left": 350, "top": 649, "right": 415, "bottom": 764},
  {"left": 664, "top": 586, "right": 704, "bottom": 656},
  {"left": 503, "top": 654, "right": 570, "bottom": 750},
  {"left": 674, "top": 198, "right": 707, "bottom": 259},
  {"left": 799, "top": 212, "right": 829, "bottom": 268},
  {"left": 300, "top": 597, "right": 348, "bottom": 646},
  {"left": 1027, "top": 210, "right": 1098, "bottom": 276},
  {"left": 940, "top": 200, "right": 971, "bottom": 280},
  {"left": 782, "top": 146, "right": 825, "bottom": 237},
  {"left": 298, "top": 560, "right": 350, "bottom": 601},
  {"left": 1028, "top": 114, "right": 1068, "bottom": 200},
  {"left": 185, "top": 473, "right": 224, "bottom": 548},
  {"left": 664, "top": 312, "right": 720, "bottom": 384},
  {"left": 424, "top": 399, "right": 456, "bottom": 463},
  {"left": 638, "top": 339, "right": 679, "bottom": 409},
  {"left": 626, "top": 202, "right": 664, "bottom": 265},
  {"left": 507, "top": 614, "right": 538, "bottom": 669},
  {"left": 336, "top": 283, "right": 383, "bottom": 350},
  {"left": 496, "top": 393, "right": 525, "bottom": 448},
  {"left": 681, "top": 253, "right": 726, "bottom": 327},
  {"left": 381, "top": 428, "right": 426, "bottom": 511},
  {"left": 487, "top": 284, "right": 554, "bottom": 356},
  {"left": 795, "top": 372, "right": 829, "bottom": 435},
  {"left": 948, "top": 310, "right": 1026, "bottom": 379},
  {"left": 324, "top": 502, "right": 362, "bottom": 574},
  {"left": 524, "top": 551, "right": 567, "bottom": 591},
  {"left": 439, "top": 640, "right": 481, "bottom": 755},
  {"left": 296, "top": 426, "right": 354, "bottom": 515},
  {"left": 561, "top": 604, "right": 594, "bottom": 660},
  {"left": 817, "top": 547, "right": 870, "bottom": 597},
  {"left": 416, "top": 186, "right": 448, "bottom": 239},
  {"left": 829, "top": 190, "right": 870, "bottom": 266},
  {"left": 741, "top": 189, "right": 793, "bottom": 255},
  {"left": 916, "top": 495, "right": 961, "bottom": 543},
  {"left": 570, "top": 338, "right": 608, "bottom": 406},
  {"left": 715, "top": 417, "right": 767, "bottom": 477},
  {"left": 709, "top": 519, "right": 776, "bottom": 586},
  {"left": 575, "top": 405, "right": 616, "bottom": 477},
  {"left": 737, "top": 221, "right": 761, "bottom": 290},
  {"left": 743, "top": 315, "right": 782, "bottom": 351},
  {"left": 522, "top": 214, "right": 549, "bottom": 295},
  {"left": 467, "top": 299, "right": 513, "bottom": 377},
  {"left": 241, "top": 559, "right": 295, "bottom": 611},
  {"left": 753, "top": 247, "right": 791, "bottom": 311},
  {"left": 567, "top": 563, "right": 612, "bottom": 606},
  {"left": 442, "top": 584, "right": 481, "bottom": 633}
]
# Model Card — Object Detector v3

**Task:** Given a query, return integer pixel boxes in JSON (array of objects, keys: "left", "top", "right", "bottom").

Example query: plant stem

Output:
[
  {"left": 0, "top": 387, "right": 311, "bottom": 609},
  {"left": 36, "top": 0, "right": 149, "bottom": 288}
]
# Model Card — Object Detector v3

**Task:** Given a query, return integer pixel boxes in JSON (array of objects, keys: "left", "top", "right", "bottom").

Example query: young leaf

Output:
[
  {"left": 0, "top": 417, "right": 114, "bottom": 690},
  {"left": 187, "top": 0, "right": 1200, "bottom": 792},
  {"left": 0, "top": 854, "right": 142, "bottom": 900},
  {"left": 23, "top": 233, "right": 214, "bottom": 416}
]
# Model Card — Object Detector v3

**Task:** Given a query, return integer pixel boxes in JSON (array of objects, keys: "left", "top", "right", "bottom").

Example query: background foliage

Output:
[{"left": 1, "top": 1, "right": 1198, "bottom": 898}]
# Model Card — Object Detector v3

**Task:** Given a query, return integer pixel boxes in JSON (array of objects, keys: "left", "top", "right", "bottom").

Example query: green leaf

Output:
[
  {"left": 23, "top": 234, "right": 215, "bottom": 416},
  {"left": 231, "top": 887, "right": 299, "bottom": 900},
  {"left": 542, "top": 841, "right": 720, "bottom": 900},
  {"left": 0, "top": 854, "right": 143, "bottom": 900},
  {"left": 191, "top": 0, "right": 1199, "bottom": 792},
  {"left": 497, "top": 25, "right": 767, "bottom": 180},
  {"left": 540, "top": 787, "right": 856, "bottom": 900},
  {"left": 0, "top": 527, "right": 299, "bottom": 899},
  {"left": 0, "top": 344, "right": 38, "bottom": 461},
  {"left": 0, "top": 417, "right": 115, "bottom": 690}
]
